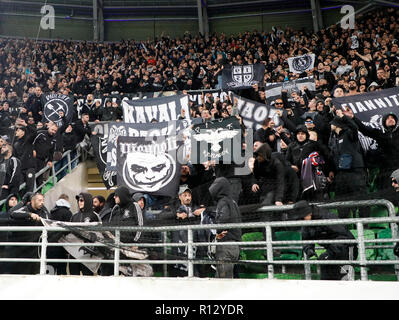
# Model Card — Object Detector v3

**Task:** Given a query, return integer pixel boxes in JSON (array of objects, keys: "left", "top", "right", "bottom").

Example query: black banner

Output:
[
  {"left": 190, "top": 116, "right": 242, "bottom": 164},
  {"left": 222, "top": 64, "right": 265, "bottom": 90},
  {"left": 116, "top": 135, "right": 183, "bottom": 197},
  {"left": 41, "top": 93, "right": 74, "bottom": 126},
  {"left": 332, "top": 86, "right": 399, "bottom": 150},
  {"left": 90, "top": 134, "right": 117, "bottom": 189},
  {"left": 122, "top": 95, "right": 190, "bottom": 123},
  {"left": 230, "top": 93, "right": 281, "bottom": 131},
  {"left": 106, "top": 119, "right": 191, "bottom": 171},
  {"left": 264, "top": 76, "right": 316, "bottom": 104}
]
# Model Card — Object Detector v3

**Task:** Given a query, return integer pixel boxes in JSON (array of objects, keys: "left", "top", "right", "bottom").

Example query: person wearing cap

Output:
[
  {"left": 292, "top": 200, "right": 357, "bottom": 280},
  {"left": 367, "top": 81, "right": 380, "bottom": 92},
  {"left": 167, "top": 185, "right": 206, "bottom": 277},
  {"left": 344, "top": 109, "right": 399, "bottom": 194},
  {"left": 328, "top": 111, "right": 369, "bottom": 218}
]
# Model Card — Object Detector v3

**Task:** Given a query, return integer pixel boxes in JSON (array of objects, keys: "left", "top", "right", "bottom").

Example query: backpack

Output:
[{"left": 301, "top": 151, "right": 328, "bottom": 192}]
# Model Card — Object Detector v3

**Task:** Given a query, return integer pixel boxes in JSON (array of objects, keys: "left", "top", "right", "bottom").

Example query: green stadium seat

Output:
[
  {"left": 376, "top": 228, "right": 396, "bottom": 261},
  {"left": 273, "top": 231, "right": 302, "bottom": 261}
]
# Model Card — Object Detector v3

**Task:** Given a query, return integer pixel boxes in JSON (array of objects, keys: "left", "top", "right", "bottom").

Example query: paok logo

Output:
[
  {"left": 292, "top": 55, "right": 312, "bottom": 72},
  {"left": 340, "top": 5, "right": 355, "bottom": 30},
  {"left": 40, "top": 5, "right": 55, "bottom": 30}
]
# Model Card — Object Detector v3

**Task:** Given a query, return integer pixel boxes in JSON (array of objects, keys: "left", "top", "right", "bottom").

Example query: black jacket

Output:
[
  {"left": 50, "top": 199, "right": 73, "bottom": 222},
  {"left": 209, "top": 177, "right": 242, "bottom": 242},
  {"left": 101, "top": 106, "right": 123, "bottom": 122},
  {"left": 71, "top": 192, "right": 101, "bottom": 223},
  {"left": 0, "top": 156, "right": 21, "bottom": 195},
  {"left": 103, "top": 186, "right": 143, "bottom": 243},
  {"left": 329, "top": 116, "right": 365, "bottom": 171},
  {"left": 73, "top": 120, "right": 91, "bottom": 144},
  {"left": 252, "top": 143, "right": 286, "bottom": 202},
  {"left": 13, "top": 125, "right": 37, "bottom": 170},
  {"left": 302, "top": 208, "right": 357, "bottom": 259},
  {"left": 32, "top": 130, "right": 57, "bottom": 162},
  {"left": 286, "top": 125, "right": 333, "bottom": 174},
  {"left": 353, "top": 112, "right": 399, "bottom": 170},
  {"left": 9, "top": 200, "right": 50, "bottom": 241}
]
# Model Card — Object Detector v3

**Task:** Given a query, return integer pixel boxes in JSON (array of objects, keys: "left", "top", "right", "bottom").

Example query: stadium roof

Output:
[{"left": 0, "top": 0, "right": 378, "bottom": 19}]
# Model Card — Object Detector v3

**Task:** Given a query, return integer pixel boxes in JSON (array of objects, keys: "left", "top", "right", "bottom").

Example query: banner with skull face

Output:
[
  {"left": 288, "top": 54, "right": 316, "bottom": 74},
  {"left": 116, "top": 135, "right": 184, "bottom": 197},
  {"left": 222, "top": 64, "right": 265, "bottom": 90},
  {"left": 106, "top": 119, "right": 191, "bottom": 171},
  {"left": 122, "top": 94, "right": 190, "bottom": 123},
  {"left": 332, "top": 86, "right": 399, "bottom": 151},
  {"left": 41, "top": 93, "right": 74, "bottom": 126}
]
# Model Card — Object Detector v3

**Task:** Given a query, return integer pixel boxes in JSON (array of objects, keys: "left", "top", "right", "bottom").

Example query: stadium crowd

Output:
[{"left": 0, "top": 6, "right": 398, "bottom": 278}]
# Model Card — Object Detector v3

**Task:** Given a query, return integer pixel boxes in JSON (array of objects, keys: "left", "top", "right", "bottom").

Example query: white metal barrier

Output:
[{"left": 0, "top": 200, "right": 398, "bottom": 281}]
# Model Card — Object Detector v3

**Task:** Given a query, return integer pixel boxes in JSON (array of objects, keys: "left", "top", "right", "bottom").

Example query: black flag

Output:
[
  {"left": 122, "top": 95, "right": 190, "bottom": 123},
  {"left": 222, "top": 64, "right": 265, "bottom": 90},
  {"left": 190, "top": 116, "right": 242, "bottom": 164},
  {"left": 332, "top": 87, "right": 399, "bottom": 151},
  {"left": 106, "top": 119, "right": 191, "bottom": 171},
  {"left": 91, "top": 134, "right": 117, "bottom": 190},
  {"left": 41, "top": 93, "right": 74, "bottom": 126},
  {"left": 116, "top": 135, "right": 183, "bottom": 197}
]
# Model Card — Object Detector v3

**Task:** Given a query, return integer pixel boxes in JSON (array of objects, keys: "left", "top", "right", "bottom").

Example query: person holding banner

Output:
[
  {"left": 345, "top": 109, "right": 399, "bottom": 195},
  {"left": 329, "top": 112, "right": 370, "bottom": 219}
]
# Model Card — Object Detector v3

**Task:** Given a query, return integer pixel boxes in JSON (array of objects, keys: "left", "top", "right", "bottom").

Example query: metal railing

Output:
[
  {"left": 0, "top": 147, "right": 81, "bottom": 208},
  {"left": 0, "top": 200, "right": 398, "bottom": 280}
]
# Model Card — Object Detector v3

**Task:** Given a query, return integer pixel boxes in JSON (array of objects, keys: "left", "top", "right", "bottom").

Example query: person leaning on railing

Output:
[
  {"left": 4, "top": 192, "right": 50, "bottom": 275},
  {"left": 293, "top": 200, "right": 358, "bottom": 281}
]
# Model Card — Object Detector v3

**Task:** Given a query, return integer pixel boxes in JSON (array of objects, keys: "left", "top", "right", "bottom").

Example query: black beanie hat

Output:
[
  {"left": 291, "top": 200, "right": 313, "bottom": 220},
  {"left": 330, "top": 116, "right": 347, "bottom": 128}
]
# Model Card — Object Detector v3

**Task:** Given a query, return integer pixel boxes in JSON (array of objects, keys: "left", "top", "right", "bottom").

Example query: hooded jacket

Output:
[
  {"left": 329, "top": 116, "right": 365, "bottom": 171},
  {"left": 105, "top": 186, "right": 144, "bottom": 243},
  {"left": 353, "top": 112, "right": 399, "bottom": 170},
  {"left": 286, "top": 125, "right": 333, "bottom": 174},
  {"left": 50, "top": 199, "right": 73, "bottom": 222},
  {"left": 0, "top": 193, "right": 18, "bottom": 243},
  {"left": 252, "top": 143, "right": 286, "bottom": 202},
  {"left": 71, "top": 192, "right": 101, "bottom": 223},
  {"left": 209, "top": 177, "right": 242, "bottom": 242}
]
